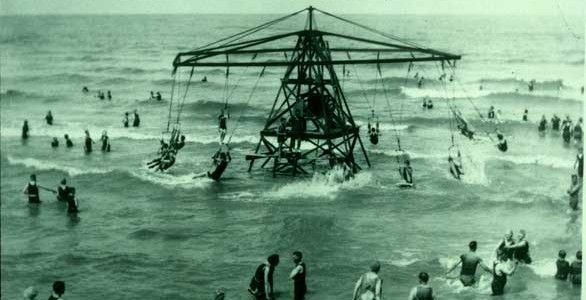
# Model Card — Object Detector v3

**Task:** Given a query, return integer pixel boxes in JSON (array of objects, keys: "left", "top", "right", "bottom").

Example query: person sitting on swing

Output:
[
  {"left": 218, "top": 107, "right": 229, "bottom": 143},
  {"left": 399, "top": 156, "right": 413, "bottom": 184},
  {"left": 368, "top": 122, "right": 379, "bottom": 145},
  {"left": 157, "top": 149, "right": 177, "bottom": 171},
  {"left": 448, "top": 151, "right": 464, "bottom": 180},
  {"left": 195, "top": 144, "right": 231, "bottom": 181}
]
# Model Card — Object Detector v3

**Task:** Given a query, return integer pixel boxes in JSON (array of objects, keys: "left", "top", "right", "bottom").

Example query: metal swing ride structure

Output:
[{"left": 171, "top": 6, "right": 461, "bottom": 177}]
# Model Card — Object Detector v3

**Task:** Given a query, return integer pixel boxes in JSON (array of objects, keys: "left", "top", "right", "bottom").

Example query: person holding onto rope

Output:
[
  {"left": 208, "top": 144, "right": 231, "bottom": 181},
  {"left": 452, "top": 108, "right": 474, "bottom": 140},
  {"left": 23, "top": 174, "right": 41, "bottom": 204},
  {"left": 496, "top": 132, "right": 508, "bottom": 152},
  {"left": 448, "top": 150, "right": 464, "bottom": 180},
  {"left": 367, "top": 111, "right": 379, "bottom": 145},
  {"left": 156, "top": 91, "right": 162, "bottom": 101},
  {"left": 399, "top": 154, "right": 414, "bottom": 185},
  {"left": 218, "top": 107, "right": 229, "bottom": 143}
]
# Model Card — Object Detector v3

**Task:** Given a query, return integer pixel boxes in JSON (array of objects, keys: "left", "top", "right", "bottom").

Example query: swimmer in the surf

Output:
[
  {"left": 132, "top": 110, "right": 140, "bottom": 127},
  {"left": 201, "top": 76, "right": 207, "bottom": 82},
  {"left": 495, "top": 230, "right": 516, "bottom": 261},
  {"left": 82, "top": 86, "right": 89, "bottom": 93},
  {"left": 567, "top": 174, "right": 582, "bottom": 210},
  {"left": 408, "top": 272, "right": 434, "bottom": 300},
  {"left": 65, "top": 187, "right": 79, "bottom": 214},
  {"left": 496, "top": 132, "right": 508, "bottom": 152},
  {"left": 22, "top": 120, "right": 29, "bottom": 140},
  {"left": 574, "top": 118, "right": 583, "bottom": 141},
  {"left": 123, "top": 112, "right": 129, "bottom": 128},
  {"left": 575, "top": 147, "right": 583, "bottom": 178},
  {"left": 448, "top": 152, "right": 464, "bottom": 180},
  {"left": 426, "top": 99, "right": 433, "bottom": 109},
  {"left": 538, "top": 115, "right": 547, "bottom": 132},
  {"left": 23, "top": 174, "right": 41, "bottom": 204},
  {"left": 551, "top": 114, "right": 561, "bottom": 131},
  {"left": 555, "top": 250, "right": 570, "bottom": 281},
  {"left": 51, "top": 137, "right": 59, "bottom": 148},
  {"left": 367, "top": 116, "right": 379, "bottom": 145},
  {"left": 522, "top": 109, "right": 528, "bottom": 122},
  {"left": 57, "top": 178, "right": 69, "bottom": 202},
  {"left": 218, "top": 108, "right": 229, "bottom": 143},
  {"left": 399, "top": 157, "right": 414, "bottom": 184},
  {"left": 64, "top": 134, "right": 74, "bottom": 148},
  {"left": 504, "top": 229, "right": 531, "bottom": 264},
  {"left": 100, "top": 130, "right": 111, "bottom": 152},
  {"left": 150, "top": 91, "right": 155, "bottom": 100},
  {"left": 352, "top": 261, "right": 382, "bottom": 300},
  {"left": 446, "top": 241, "right": 492, "bottom": 287},
  {"left": 84, "top": 130, "right": 94, "bottom": 153},
  {"left": 45, "top": 110, "right": 54, "bottom": 125},
  {"left": 487, "top": 106, "right": 495, "bottom": 119},
  {"left": 156, "top": 91, "right": 162, "bottom": 101},
  {"left": 107, "top": 90, "right": 112, "bottom": 101}
]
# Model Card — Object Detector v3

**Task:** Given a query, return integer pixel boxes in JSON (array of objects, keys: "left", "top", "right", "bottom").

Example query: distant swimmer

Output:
[
  {"left": 479, "top": 84, "right": 483, "bottom": 91},
  {"left": 496, "top": 230, "right": 516, "bottom": 260},
  {"left": 100, "top": 130, "right": 111, "bottom": 152},
  {"left": 551, "top": 114, "right": 561, "bottom": 131},
  {"left": 505, "top": 230, "right": 532, "bottom": 264},
  {"left": 490, "top": 250, "right": 518, "bottom": 296},
  {"left": 23, "top": 174, "right": 41, "bottom": 204},
  {"left": 123, "top": 112, "right": 130, "bottom": 128},
  {"left": 446, "top": 241, "right": 491, "bottom": 287},
  {"left": 487, "top": 106, "right": 495, "bottom": 119},
  {"left": 574, "top": 147, "right": 583, "bottom": 178},
  {"left": 22, "top": 120, "right": 30, "bottom": 139},
  {"left": 289, "top": 251, "right": 307, "bottom": 300},
  {"left": 201, "top": 76, "right": 208, "bottom": 82},
  {"left": 573, "top": 118, "right": 583, "bottom": 141},
  {"left": 448, "top": 152, "right": 464, "bottom": 180},
  {"left": 496, "top": 133, "right": 508, "bottom": 152},
  {"left": 45, "top": 110, "right": 54, "bottom": 125},
  {"left": 426, "top": 99, "right": 433, "bottom": 109},
  {"left": 51, "top": 137, "right": 59, "bottom": 148},
  {"left": 352, "top": 261, "right": 382, "bottom": 300},
  {"left": 581, "top": 86, "right": 584, "bottom": 95},
  {"left": 248, "top": 254, "right": 279, "bottom": 300},
  {"left": 57, "top": 178, "right": 69, "bottom": 202},
  {"left": 368, "top": 114, "right": 379, "bottom": 145},
  {"left": 522, "top": 109, "right": 528, "bottom": 122},
  {"left": 82, "top": 86, "right": 89, "bottom": 93},
  {"left": 555, "top": 250, "right": 570, "bottom": 281},
  {"left": 64, "top": 134, "right": 74, "bottom": 148},
  {"left": 84, "top": 130, "right": 94, "bottom": 153},
  {"left": 538, "top": 115, "right": 547, "bottom": 132},
  {"left": 408, "top": 272, "right": 434, "bottom": 300},
  {"left": 132, "top": 110, "right": 140, "bottom": 127},
  {"left": 156, "top": 91, "right": 162, "bottom": 101},
  {"left": 562, "top": 120, "right": 572, "bottom": 143},
  {"left": 97, "top": 90, "right": 105, "bottom": 100},
  {"left": 399, "top": 156, "right": 414, "bottom": 184},
  {"left": 48, "top": 280, "right": 65, "bottom": 300},
  {"left": 528, "top": 79, "right": 535, "bottom": 92},
  {"left": 218, "top": 108, "right": 229, "bottom": 143},
  {"left": 107, "top": 90, "right": 112, "bottom": 101},
  {"left": 567, "top": 174, "right": 582, "bottom": 210},
  {"left": 417, "top": 76, "right": 424, "bottom": 88},
  {"left": 569, "top": 250, "right": 582, "bottom": 285},
  {"left": 150, "top": 91, "right": 155, "bottom": 100},
  {"left": 422, "top": 98, "right": 427, "bottom": 109}
]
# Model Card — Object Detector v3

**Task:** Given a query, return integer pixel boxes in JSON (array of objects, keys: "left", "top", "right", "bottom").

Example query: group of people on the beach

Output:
[
  {"left": 22, "top": 280, "right": 66, "bottom": 300},
  {"left": 23, "top": 174, "right": 79, "bottom": 214}
]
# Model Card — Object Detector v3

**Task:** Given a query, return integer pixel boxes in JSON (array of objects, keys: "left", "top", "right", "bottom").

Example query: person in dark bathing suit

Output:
[
  {"left": 400, "top": 158, "right": 414, "bottom": 184},
  {"left": 491, "top": 251, "right": 517, "bottom": 296},
  {"left": 505, "top": 230, "right": 532, "bottom": 264},
  {"left": 446, "top": 241, "right": 491, "bottom": 287},
  {"left": 496, "top": 133, "right": 508, "bottom": 152},
  {"left": 248, "top": 254, "right": 279, "bottom": 300},
  {"left": 408, "top": 272, "right": 434, "bottom": 300},
  {"left": 123, "top": 112, "right": 129, "bottom": 128},
  {"left": 51, "top": 137, "right": 59, "bottom": 148},
  {"left": 22, "top": 120, "right": 30, "bottom": 140},
  {"left": 45, "top": 110, "right": 54, "bottom": 125},
  {"left": 47, "top": 281, "right": 65, "bottom": 300},
  {"left": 538, "top": 115, "right": 547, "bottom": 132},
  {"left": 56, "top": 178, "right": 69, "bottom": 202},
  {"left": 206, "top": 146, "right": 231, "bottom": 181},
  {"left": 555, "top": 250, "right": 571, "bottom": 281},
  {"left": 64, "top": 134, "right": 74, "bottom": 148},
  {"left": 289, "top": 251, "right": 307, "bottom": 300},
  {"left": 569, "top": 250, "right": 582, "bottom": 285},
  {"left": 496, "top": 230, "right": 516, "bottom": 260},
  {"left": 567, "top": 174, "right": 582, "bottom": 210},
  {"left": 575, "top": 147, "right": 583, "bottom": 178},
  {"left": 84, "top": 130, "right": 94, "bottom": 153},
  {"left": 133, "top": 110, "right": 140, "bottom": 127},
  {"left": 22, "top": 174, "right": 40, "bottom": 204}
]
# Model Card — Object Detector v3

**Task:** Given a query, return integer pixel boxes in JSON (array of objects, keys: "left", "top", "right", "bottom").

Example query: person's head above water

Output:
[
  {"left": 267, "top": 254, "right": 280, "bottom": 267},
  {"left": 23, "top": 286, "right": 38, "bottom": 300},
  {"left": 30, "top": 174, "right": 36, "bottom": 182},
  {"left": 577, "top": 250, "right": 582, "bottom": 260},
  {"left": 180, "top": 135, "right": 185, "bottom": 141},
  {"left": 504, "top": 230, "right": 513, "bottom": 240},
  {"left": 64, "top": 134, "right": 69, "bottom": 139},
  {"left": 370, "top": 260, "right": 381, "bottom": 273},
  {"left": 518, "top": 229, "right": 526, "bottom": 239},
  {"left": 292, "top": 251, "right": 303, "bottom": 263},
  {"left": 497, "top": 133, "right": 504, "bottom": 140},
  {"left": 52, "top": 281, "right": 65, "bottom": 297},
  {"left": 559, "top": 250, "right": 567, "bottom": 259},
  {"left": 60, "top": 178, "right": 66, "bottom": 185},
  {"left": 418, "top": 272, "right": 430, "bottom": 284},
  {"left": 469, "top": 240, "right": 478, "bottom": 251}
]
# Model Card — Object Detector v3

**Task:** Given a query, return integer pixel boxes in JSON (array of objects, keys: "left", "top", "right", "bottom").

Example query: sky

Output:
[{"left": 0, "top": 0, "right": 584, "bottom": 15}]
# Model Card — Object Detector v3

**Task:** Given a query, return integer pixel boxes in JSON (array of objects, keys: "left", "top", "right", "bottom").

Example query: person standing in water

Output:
[
  {"left": 496, "top": 133, "right": 508, "bottom": 152},
  {"left": 150, "top": 91, "right": 155, "bottom": 100},
  {"left": 132, "top": 110, "right": 140, "bottom": 127},
  {"left": 573, "top": 117, "right": 583, "bottom": 142},
  {"left": 156, "top": 91, "right": 162, "bottom": 101},
  {"left": 555, "top": 250, "right": 571, "bottom": 281},
  {"left": 569, "top": 250, "right": 582, "bottom": 285},
  {"left": 352, "top": 261, "right": 383, "bottom": 300},
  {"left": 490, "top": 251, "right": 517, "bottom": 296},
  {"left": 551, "top": 114, "right": 561, "bottom": 131},
  {"left": 289, "top": 251, "right": 307, "bottom": 300},
  {"left": 522, "top": 109, "right": 528, "bottom": 122},
  {"left": 408, "top": 272, "right": 434, "bottom": 300},
  {"left": 248, "top": 254, "right": 280, "bottom": 300},
  {"left": 107, "top": 90, "right": 112, "bottom": 101},
  {"left": 84, "top": 130, "right": 94, "bottom": 153},
  {"left": 22, "top": 174, "right": 41, "bottom": 204},
  {"left": 100, "top": 131, "right": 111, "bottom": 152},
  {"left": 446, "top": 241, "right": 491, "bottom": 287},
  {"left": 567, "top": 174, "right": 582, "bottom": 210},
  {"left": 22, "top": 120, "right": 30, "bottom": 140},
  {"left": 400, "top": 157, "right": 414, "bottom": 184},
  {"left": 575, "top": 147, "right": 583, "bottom": 178},
  {"left": 64, "top": 134, "right": 73, "bottom": 148},
  {"left": 56, "top": 178, "right": 69, "bottom": 202},
  {"left": 505, "top": 230, "right": 532, "bottom": 264},
  {"left": 538, "top": 115, "right": 547, "bottom": 132},
  {"left": 50, "top": 137, "right": 59, "bottom": 148},
  {"left": 123, "top": 112, "right": 129, "bottom": 128},
  {"left": 496, "top": 230, "right": 516, "bottom": 260},
  {"left": 45, "top": 110, "right": 54, "bottom": 125}
]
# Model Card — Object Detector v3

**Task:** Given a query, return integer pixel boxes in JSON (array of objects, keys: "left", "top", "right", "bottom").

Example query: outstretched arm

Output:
[
  {"left": 408, "top": 287, "right": 417, "bottom": 300},
  {"left": 352, "top": 275, "right": 363, "bottom": 300},
  {"left": 289, "top": 265, "right": 303, "bottom": 280}
]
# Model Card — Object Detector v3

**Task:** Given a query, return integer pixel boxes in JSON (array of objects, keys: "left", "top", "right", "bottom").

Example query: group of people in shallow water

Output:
[
  {"left": 23, "top": 174, "right": 79, "bottom": 214},
  {"left": 82, "top": 86, "right": 112, "bottom": 101},
  {"left": 123, "top": 110, "right": 141, "bottom": 128},
  {"left": 537, "top": 113, "right": 583, "bottom": 144}
]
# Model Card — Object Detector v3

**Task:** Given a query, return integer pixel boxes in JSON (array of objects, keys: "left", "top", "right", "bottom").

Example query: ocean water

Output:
[{"left": 1, "top": 13, "right": 584, "bottom": 299}]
